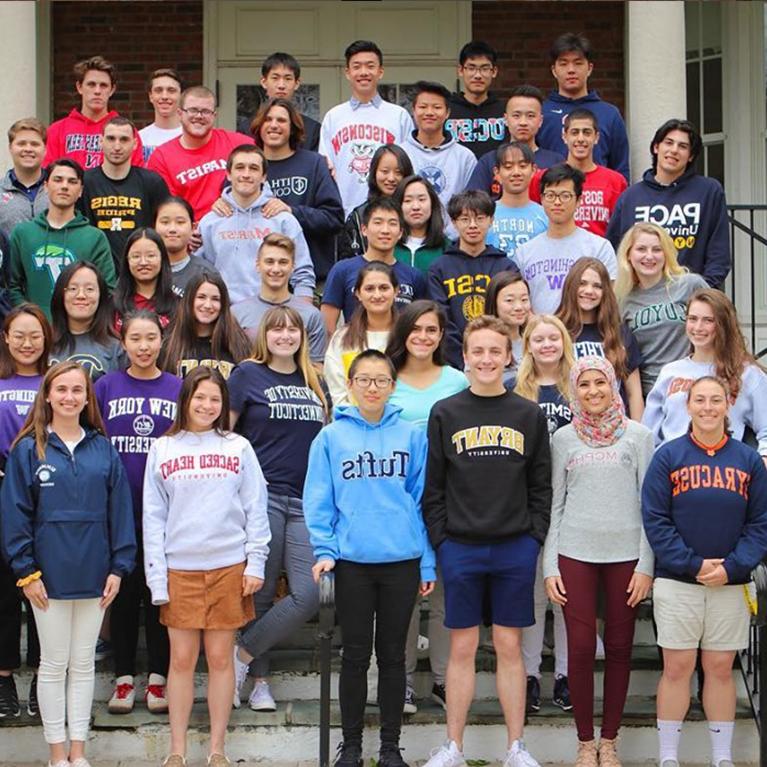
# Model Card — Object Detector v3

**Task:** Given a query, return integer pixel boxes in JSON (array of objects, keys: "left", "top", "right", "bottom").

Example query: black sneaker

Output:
[
  {"left": 333, "top": 741, "right": 363, "bottom": 767},
  {"left": 552, "top": 674, "right": 573, "bottom": 711},
  {"left": 27, "top": 674, "right": 39, "bottom": 716},
  {"left": 0, "top": 674, "right": 20, "bottom": 718},
  {"left": 379, "top": 745, "right": 410, "bottom": 767},
  {"left": 525, "top": 675, "right": 541, "bottom": 713},
  {"left": 431, "top": 682, "right": 447, "bottom": 710}
]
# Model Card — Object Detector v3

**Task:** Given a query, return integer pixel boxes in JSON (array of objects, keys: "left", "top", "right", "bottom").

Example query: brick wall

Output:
[
  {"left": 472, "top": 1, "right": 625, "bottom": 114},
  {"left": 51, "top": 0, "right": 203, "bottom": 125}
]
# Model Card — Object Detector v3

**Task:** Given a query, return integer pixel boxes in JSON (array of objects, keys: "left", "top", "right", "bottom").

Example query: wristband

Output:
[{"left": 16, "top": 571, "right": 42, "bottom": 588}]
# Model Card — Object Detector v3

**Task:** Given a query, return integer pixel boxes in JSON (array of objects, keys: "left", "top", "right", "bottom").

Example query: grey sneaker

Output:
[{"left": 659, "top": 761, "right": 680, "bottom": 767}]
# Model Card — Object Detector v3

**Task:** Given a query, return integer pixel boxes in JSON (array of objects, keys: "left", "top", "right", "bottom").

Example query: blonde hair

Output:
[
  {"left": 614, "top": 223, "right": 687, "bottom": 300},
  {"left": 514, "top": 314, "right": 575, "bottom": 403}
]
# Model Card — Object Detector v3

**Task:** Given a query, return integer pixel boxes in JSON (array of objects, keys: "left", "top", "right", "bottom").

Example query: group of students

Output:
[{"left": 0, "top": 25, "right": 756, "bottom": 767}]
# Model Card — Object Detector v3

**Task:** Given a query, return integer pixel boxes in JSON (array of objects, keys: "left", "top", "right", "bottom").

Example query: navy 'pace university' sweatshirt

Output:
[{"left": 642, "top": 434, "right": 767, "bottom": 585}]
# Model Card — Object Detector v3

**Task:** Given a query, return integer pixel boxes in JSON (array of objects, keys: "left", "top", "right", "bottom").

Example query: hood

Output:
[
  {"left": 406, "top": 130, "right": 455, "bottom": 153},
  {"left": 221, "top": 185, "right": 273, "bottom": 213},
  {"left": 62, "top": 108, "right": 119, "bottom": 128},
  {"left": 546, "top": 90, "right": 602, "bottom": 106},
  {"left": 334, "top": 402, "right": 403, "bottom": 429},
  {"left": 442, "top": 243, "right": 508, "bottom": 260},
  {"left": 639, "top": 166, "right": 697, "bottom": 191},
  {"left": 31, "top": 210, "right": 91, "bottom": 231},
  {"left": 449, "top": 92, "right": 504, "bottom": 110}
]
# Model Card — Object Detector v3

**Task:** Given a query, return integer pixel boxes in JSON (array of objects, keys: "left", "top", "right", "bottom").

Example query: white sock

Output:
[
  {"left": 657, "top": 719, "right": 683, "bottom": 762},
  {"left": 708, "top": 720, "right": 734, "bottom": 765}
]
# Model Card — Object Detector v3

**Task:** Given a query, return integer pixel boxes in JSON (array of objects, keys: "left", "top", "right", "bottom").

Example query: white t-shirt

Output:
[
  {"left": 405, "top": 235, "right": 425, "bottom": 255},
  {"left": 139, "top": 123, "right": 183, "bottom": 163}
]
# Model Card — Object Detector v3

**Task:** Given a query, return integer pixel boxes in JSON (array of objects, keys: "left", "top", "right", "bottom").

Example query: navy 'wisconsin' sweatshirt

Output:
[
  {"left": 642, "top": 434, "right": 767, "bottom": 585},
  {"left": 427, "top": 244, "right": 513, "bottom": 368},
  {"left": 605, "top": 167, "right": 730, "bottom": 289},
  {"left": 538, "top": 90, "right": 630, "bottom": 181}
]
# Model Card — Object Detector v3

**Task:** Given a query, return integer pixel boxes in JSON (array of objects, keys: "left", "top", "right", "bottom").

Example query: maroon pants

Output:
[{"left": 559, "top": 555, "right": 639, "bottom": 741}]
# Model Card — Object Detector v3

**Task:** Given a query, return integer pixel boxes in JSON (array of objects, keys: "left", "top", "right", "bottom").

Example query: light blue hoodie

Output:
[
  {"left": 196, "top": 186, "right": 315, "bottom": 303},
  {"left": 303, "top": 403, "right": 436, "bottom": 582}
]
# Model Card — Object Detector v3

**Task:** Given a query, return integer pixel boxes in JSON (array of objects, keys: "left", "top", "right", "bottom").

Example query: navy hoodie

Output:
[
  {"left": 538, "top": 90, "right": 630, "bottom": 181},
  {"left": 642, "top": 434, "right": 767, "bottom": 585},
  {"left": 606, "top": 168, "right": 730, "bottom": 288},
  {"left": 445, "top": 93, "right": 507, "bottom": 159},
  {"left": 427, "top": 244, "right": 513, "bottom": 368},
  {"left": 1, "top": 428, "right": 136, "bottom": 599}
]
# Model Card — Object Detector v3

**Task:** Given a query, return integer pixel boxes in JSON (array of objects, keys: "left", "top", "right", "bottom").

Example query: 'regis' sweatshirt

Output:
[
  {"left": 142, "top": 429, "right": 270, "bottom": 605},
  {"left": 643, "top": 357, "right": 767, "bottom": 455},
  {"left": 606, "top": 168, "right": 730, "bottom": 289}
]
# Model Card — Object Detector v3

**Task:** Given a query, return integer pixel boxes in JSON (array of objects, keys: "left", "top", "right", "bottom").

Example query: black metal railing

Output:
[
  {"left": 318, "top": 571, "right": 336, "bottom": 767},
  {"left": 726, "top": 204, "right": 767, "bottom": 358}
]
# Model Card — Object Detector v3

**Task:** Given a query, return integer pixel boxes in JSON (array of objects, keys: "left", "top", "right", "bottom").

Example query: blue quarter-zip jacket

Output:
[
  {"left": 303, "top": 404, "right": 436, "bottom": 582},
  {"left": 1, "top": 428, "right": 136, "bottom": 599}
]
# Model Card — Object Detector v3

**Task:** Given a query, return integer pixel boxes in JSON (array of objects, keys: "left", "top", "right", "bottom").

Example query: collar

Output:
[
  {"left": 689, "top": 431, "right": 729, "bottom": 457},
  {"left": 350, "top": 93, "right": 383, "bottom": 110},
  {"left": 10, "top": 169, "right": 45, "bottom": 191}
]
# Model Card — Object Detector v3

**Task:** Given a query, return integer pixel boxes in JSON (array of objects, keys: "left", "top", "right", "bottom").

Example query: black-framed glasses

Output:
[
  {"left": 180, "top": 107, "right": 216, "bottom": 118},
  {"left": 352, "top": 375, "right": 393, "bottom": 389}
]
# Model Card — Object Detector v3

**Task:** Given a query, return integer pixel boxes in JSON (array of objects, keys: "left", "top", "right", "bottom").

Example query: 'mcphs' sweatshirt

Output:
[
  {"left": 606, "top": 168, "right": 730, "bottom": 289},
  {"left": 196, "top": 186, "right": 315, "bottom": 303}
]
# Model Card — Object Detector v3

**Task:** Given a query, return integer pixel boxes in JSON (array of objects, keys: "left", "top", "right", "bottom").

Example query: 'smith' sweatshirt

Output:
[
  {"left": 423, "top": 388, "right": 552, "bottom": 547},
  {"left": 142, "top": 429, "right": 270, "bottom": 605}
]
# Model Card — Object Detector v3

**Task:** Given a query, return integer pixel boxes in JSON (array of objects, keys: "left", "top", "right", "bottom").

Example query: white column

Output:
[
  {"left": 625, "top": 1, "right": 687, "bottom": 182},
  {"left": 0, "top": 2, "right": 38, "bottom": 168}
]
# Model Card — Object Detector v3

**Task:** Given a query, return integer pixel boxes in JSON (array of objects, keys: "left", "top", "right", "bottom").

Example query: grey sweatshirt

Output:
[
  {"left": 620, "top": 272, "right": 708, "bottom": 395},
  {"left": 543, "top": 420, "right": 655, "bottom": 578},
  {"left": 0, "top": 171, "right": 49, "bottom": 238}
]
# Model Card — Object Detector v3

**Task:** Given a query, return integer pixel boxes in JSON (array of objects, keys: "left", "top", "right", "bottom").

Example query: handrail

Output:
[{"left": 318, "top": 571, "right": 336, "bottom": 767}]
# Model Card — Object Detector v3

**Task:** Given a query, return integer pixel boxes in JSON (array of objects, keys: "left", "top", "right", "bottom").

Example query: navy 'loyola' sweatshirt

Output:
[
  {"left": 642, "top": 434, "right": 767, "bottom": 585},
  {"left": 605, "top": 167, "right": 730, "bottom": 289}
]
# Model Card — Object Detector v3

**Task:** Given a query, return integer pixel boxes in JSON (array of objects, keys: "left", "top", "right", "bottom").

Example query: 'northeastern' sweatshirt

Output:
[
  {"left": 142, "top": 429, "right": 270, "bottom": 604},
  {"left": 606, "top": 168, "right": 730, "bottom": 288}
]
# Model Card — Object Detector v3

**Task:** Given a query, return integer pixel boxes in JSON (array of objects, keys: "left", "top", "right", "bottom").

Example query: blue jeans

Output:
[{"left": 238, "top": 493, "right": 319, "bottom": 677}]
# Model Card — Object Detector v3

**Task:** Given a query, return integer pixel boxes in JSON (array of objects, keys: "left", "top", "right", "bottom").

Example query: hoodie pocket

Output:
[{"left": 338, "top": 501, "right": 422, "bottom": 563}]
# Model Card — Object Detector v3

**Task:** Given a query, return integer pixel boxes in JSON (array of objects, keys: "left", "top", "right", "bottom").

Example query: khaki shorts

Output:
[
  {"left": 653, "top": 577, "right": 750, "bottom": 651},
  {"left": 161, "top": 562, "right": 255, "bottom": 631}
]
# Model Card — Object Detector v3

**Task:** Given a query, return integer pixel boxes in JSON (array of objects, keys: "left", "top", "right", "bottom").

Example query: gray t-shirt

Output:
[
  {"left": 232, "top": 294, "right": 327, "bottom": 363},
  {"left": 620, "top": 272, "right": 708, "bottom": 395},
  {"left": 171, "top": 255, "right": 220, "bottom": 298},
  {"left": 543, "top": 420, "right": 655, "bottom": 579},
  {"left": 50, "top": 332, "right": 125, "bottom": 381}
]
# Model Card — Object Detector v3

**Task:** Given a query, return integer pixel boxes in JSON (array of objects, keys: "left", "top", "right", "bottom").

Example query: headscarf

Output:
[{"left": 569, "top": 355, "right": 627, "bottom": 447}]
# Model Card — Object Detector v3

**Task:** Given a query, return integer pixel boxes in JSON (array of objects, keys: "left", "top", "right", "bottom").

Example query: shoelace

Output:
[
  {"left": 146, "top": 683, "right": 166, "bottom": 699},
  {"left": 114, "top": 683, "right": 134, "bottom": 699}
]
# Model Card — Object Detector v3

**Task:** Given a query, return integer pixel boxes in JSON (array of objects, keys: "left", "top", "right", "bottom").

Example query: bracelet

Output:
[{"left": 16, "top": 571, "right": 42, "bottom": 588}]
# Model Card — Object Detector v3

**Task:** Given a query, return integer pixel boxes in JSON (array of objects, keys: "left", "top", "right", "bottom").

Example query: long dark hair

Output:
[
  {"left": 50, "top": 261, "right": 117, "bottom": 356},
  {"left": 393, "top": 175, "right": 445, "bottom": 250},
  {"left": 251, "top": 97, "right": 305, "bottom": 149},
  {"left": 161, "top": 272, "right": 251, "bottom": 375},
  {"left": 367, "top": 144, "right": 413, "bottom": 200},
  {"left": 0, "top": 304, "right": 52, "bottom": 378},
  {"left": 385, "top": 299, "right": 447, "bottom": 371},
  {"left": 165, "top": 366, "right": 230, "bottom": 436},
  {"left": 114, "top": 228, "right": 177, "bottom": 319},
  {"left": 341, "top": 262, "right": 398, "bottom": 351}
]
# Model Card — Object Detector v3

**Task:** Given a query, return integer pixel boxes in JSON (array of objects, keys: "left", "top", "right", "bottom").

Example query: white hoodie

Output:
[{"left": 196, "top": 186, "right": 315, "bottom": 303}]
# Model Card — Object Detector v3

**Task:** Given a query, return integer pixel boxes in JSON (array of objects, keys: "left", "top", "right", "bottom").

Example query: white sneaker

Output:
[
  {"left": 48, "top": 761, "right": 70, "bottom": 767},
  {"left": 70, "top": 759, "right": 93, "bottom": 767},
  {"left": 232, "top": 645, "right": 249, "bottom": 709},
  {"left": 145, "top": 672, "right": 168, "bottom": 714},
  {"left": 595, "top": 632, "right": 605, "bottom": 660},
  {"left": 503, "top": 740, "right": 540, "bottom": 767},
  {"left": 417, "top": 633, "right": 430, "bottom": 651},
  {"left": 108, "top": 675, "right": 135, "bottom": 714},
  {"left": 403, "top": 685, "right": 417, "bottom": 715},
  {"left": 422, "top": 741, "right": 466, "bottom": 767},
  {"left": 248, "top": 679, "right": 276, "bottom": 711}
]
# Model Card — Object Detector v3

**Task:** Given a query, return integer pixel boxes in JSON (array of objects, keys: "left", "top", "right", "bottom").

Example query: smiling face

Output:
[
  {"left": 257, "top": 244, "right": 294, "bottom": 292},
  {"left": 401, "top": 181, "right": 432, "bottom": 231},
  {"left": 179, "top": 93, "right": 216, "bottom": 140},
  {"left": 563, "top": 117, "right": 598, "bottom": 163},
  {"left": 259, "top": 104, "right": 291, "bottom": 151},
  {"left": 227, "top": 150, "right": 265, "bottom": 199},
  {"left": 464, "top": 327, "right": 511, "bottom": 387},
  {"left": 345, "top": 51, "right": 384, "bottom": 100},
  {"left": 193, "top": 281, "right": 222, "bottom": 328},
  {"left": 123, "top": 317, "right": 162, "bottom": 370},
  {"left": 361, "top": 208, "right": 402, "bottom": 252},
  {"left": 686, "top": 299, "right": 717, "bottom": 353},
  {"left": 47, "top": 367, "right": 88, "bottom": 421},
  {"left": 266, "top": 317, "right": 302, "bottom": 361},
  {"left": 63, "top": 266, "right": 100, "bottom": 326},
  {"left": 653, "top": 128, "right": 692, "bottom": 180},
  {"left": 687, "top": 379, "right": 728, "bottom": 436},
  {"left": 627, "top": 231, "right": 666, "bottom": 284},
  {"left": 5, "top": 312, "right": 45, "bottom": 373},
  {"left": 529, "top": 322, "right": 564, "bottom": 366},
  {"left": 495, "top": 281, "right": 531, "bottom": 328},
  {"left": 413, "top": 91, "right": 449, "bottom": 136},
  {"left": 504, "top": 96, "right": 543, "bottom": 143},
  {"left": 127, "top": 237, "right": 162, "bottom": 286},
  {"left": 187, "top": 378, "right": 223, "bottom": 432},
  {"left": 155, "top": 201, "right": 193, "bottom": 256},
  {"left": 405, "top": 311, "right": 443, "bottom": 362},
  {"left": 495, "top": 147, "right": 535, "bottom": 196},
  {"left": 148, "top": 75, "right": 181, "bottom": 119},
  {"left": 355, "top": 271, "right": 396, "bottom": 317},
  {"left": 576, "top": 267, "right": 604, "bottom": 315},
  {"left": 374, "top": 151, "right": 405, "bottom": 197},
  {"left": 348, "top": 357, "right": 394, "bottom": 419},
  {"left": 9, "top": 129, "right": 45, "bottom": 174},
  {"left": 575, "top": 368, "right": 613, "bottom": 416}
]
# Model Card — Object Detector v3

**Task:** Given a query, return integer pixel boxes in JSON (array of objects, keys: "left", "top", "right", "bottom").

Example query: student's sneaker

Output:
[
  {"left": 0, "top": 674, "right": 20, "bottom": 718},
  {"left": 403, "top": 685, "right": 417, "bottom": 714},
  {"left": 145, "top": 673, "right": 169, "bottom": 714},
  {"left": 525, "top": 675, "right": 541, "bottom": 713},
  {"left": 27, "top": 673, "right": 39, "bottom": 716},
  {"left": 108, "top": 675, "right": 135, "bottom": 714},
  {"left": 379, "top": 744, "right": 410, "bottom": 767},
  {"left": 232, "top": 644, "right": 249, "bottom": 709},
  {"left": 422, "top": 741, "right": 466, "bottom": 767},
  {"left": 94, "top": 638, "right": 113, "bottom": 661},
  {"left": 552, "top": 674, "right": 573, "bottom": 711},
  {"left": 70, "top": 758, "right": 93, "bottom": 767},
  {"left": 161, "top": 755, "right": 186, "bottom": 767},
  {"left": 503, "top": 739, "right": 541, "bottom": 767},
  {"left": 333, "top": 741, "right": 363, "bottom": 767},
  {"left": 711, "top": 762, "right": 734, "bottom": 767},
  {"left": 431, "top": 682, "right": 447, "bottom": 710},
  {"left": 597, "top": 737, "right": 622, "bottom": 767},
  {"left": 48, "top": 761, "right": 70, "bottom": 767},
  {"left": 659, "top": 761, "right": 680, "bottom": 767},
  {"left": 248, "top": 679, "right": 276, "bottom": 711},
  {"left": 207, "top": 755, "right": 231, "bottom": 767},
  {"left": 574, "top": 739, "right": 598, "bottom": 767}
]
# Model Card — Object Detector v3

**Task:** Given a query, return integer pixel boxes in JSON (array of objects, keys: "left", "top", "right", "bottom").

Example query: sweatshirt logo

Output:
[
  {"left": 330, "top": 125, "right": 395, "bottom": 155},
  {"left": 421, "top": 165, "right": 446, "bottom": 195},
  {"left": 176, "top": 159, "right": 227, "bottom": 185},
  {"left": 626, "top": 300, "right": 687, "bottom": 332},
  {"left": 446, "top": 117, "right": 505, "bottom": 144},
  {"left": 33, "top": 245, "right": 76, "bottom": 284},
  {"left": 633, "top": 202, "right": 701, "bottom": 251},
  {"left": 670, "top": 464, "right": 750, "bottom": 500},
  {"left": 160, "top": 453, "right": 240, "bottom": 479},
  {"left": 35, "top": 463, "right": 56, "bottom": 487},
  {"left": 269, "top": 175, "right": 308, "bottom": 197},
  {"left": 451, "top": 425, "right": 525, "bottom": 456},
  {"left": 340, "top": 450, "right": 409, "bottom": 480},
  {"left": 348, "top": 143, "right": 377, "bottom": 183}
]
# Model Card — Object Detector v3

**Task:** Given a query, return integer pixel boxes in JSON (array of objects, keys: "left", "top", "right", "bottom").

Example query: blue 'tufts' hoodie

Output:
[
  {"left": 303, "top": 404, "right": 436, "bottom": 582},
  {"left": 0, "top": 428, "right": 136, "bottom": 599}
]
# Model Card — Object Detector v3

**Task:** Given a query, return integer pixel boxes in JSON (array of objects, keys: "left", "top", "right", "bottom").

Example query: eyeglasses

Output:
[
  {"left": 455, "top": 214, "right": 490, "bottom": 225},
  {"left": 542, "top": 191, "right": 576, "bottom": 203},
  {"left": 463, "top": 64, "right": 494, "bottom": 76},
  {"left": 180, "top": 107, "right": 216, "bottom": 118},
  {"left": 64, "top": 285, "right": 98, "bottom": 296},
  {"left": 352, "top": 375, "right": 393, "bottom": 389},
  {"left": 128, "top": 252, "right": 161, "bottom": 263}
]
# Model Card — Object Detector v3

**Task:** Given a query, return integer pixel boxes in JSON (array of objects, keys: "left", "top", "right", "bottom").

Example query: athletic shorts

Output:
[
  {"left": 653, "top": 577, "right": 751, "bottom": 651},
  {"left": 438, "top": 534, "right": 540, "bottom": 629}
]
